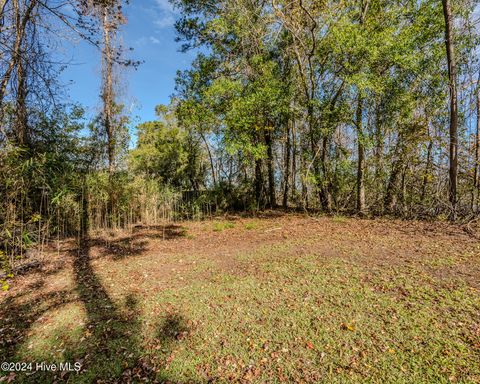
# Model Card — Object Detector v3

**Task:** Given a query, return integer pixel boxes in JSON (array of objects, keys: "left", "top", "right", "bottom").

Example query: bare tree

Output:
[{"left": 0, "top": 0, "right": 37, "bottom": 145}]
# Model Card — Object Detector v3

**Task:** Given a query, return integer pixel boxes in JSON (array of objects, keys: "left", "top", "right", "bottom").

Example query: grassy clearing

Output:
[{"left": 0, "top": 215, "right": 479, "bottom": 383}]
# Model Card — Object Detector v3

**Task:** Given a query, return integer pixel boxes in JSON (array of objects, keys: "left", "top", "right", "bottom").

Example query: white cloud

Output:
[
  {"left": 149, "top": 36, "right": 161, "bottom": 44},
  {"left": 155, "top": 0, "right": 174, "bottom": 13},
  {"left": 155, "top": 15, "right": 175, "bottom": 28},
  {"left": 153, "top": 0, "right": 177, "bottom": 29}
]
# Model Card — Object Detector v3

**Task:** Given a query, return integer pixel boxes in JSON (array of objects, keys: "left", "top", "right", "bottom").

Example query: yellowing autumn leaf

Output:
[{"left": 342, "top": 322, "right": 356, "bottom": 331}]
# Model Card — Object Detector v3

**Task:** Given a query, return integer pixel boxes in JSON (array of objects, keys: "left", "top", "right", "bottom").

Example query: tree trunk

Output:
[
  {"left": 291, "top": 116, "right": 297, "bottom": 202},
  {"left": 200, "top": 132, "right": 216, "bottom": 186},
  {"left": 474, "top": 90, "right": 480, "bottom": 188},
  {"left": 356, "top": 94, "right": 366, "bottom": 214},
  {"left": 283, "top": 118, "right": 291, "bottom": 208},
  {"left": 400, "top": 164, "right": 407, "bottom": 214},
  {"left": 101, "top": 6, "right": 116, "bottom": 227},
  {"left": 102, "top": 9, "right": 114, "bottom": 175},
  {"left": 80, "top": 178, "right": 90, "bottom": 240},
  {"left": 254, "top": 158, "right": 264, "bottom": 209},
  {"left": 265, "top": 127, "right": 276, "bottom": 208},
  {"left": 385, "top": 132, "right": 409, "bottom": 214},
  {"left": 442, "top": 0, "right": 458, "bottom": 220},
  {"left": 320, "top": 136, "right": 332, "bottom": 212},
  {"left": 300, "top": 135, "right": 308, "bottom": 210},
  {"left": 473, "top": 88, "right": 480, "bottom": 211},
  {"left": 355, "top": 1, "right": 369, "bottom": 215},
  {"left": 384, "top": 162, "right": 400, "bottom": 213},
  {"left": 0, "top": 0, "right": 36, "bottom": 145},
  {"left": 421, "top": 138, "right": 434, "bottom": 204},
  {"left": 15, "top": 36, "right": 28, "bottom": 147},
  {"left": 373, "top": 102, "right": 384, "bottom": 193}
]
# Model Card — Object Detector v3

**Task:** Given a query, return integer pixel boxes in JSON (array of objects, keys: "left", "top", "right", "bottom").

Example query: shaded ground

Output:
[{"left": 0, "top": 213, "right": 479, "bottom": 383}]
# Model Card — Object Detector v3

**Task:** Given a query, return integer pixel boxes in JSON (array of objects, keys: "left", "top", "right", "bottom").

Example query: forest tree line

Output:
[
  {"left": 170, "top": 0, "right": 480, "bottom": 219},
  {"left": 1, "top": 0, "right": 480, "bottom": 276}
]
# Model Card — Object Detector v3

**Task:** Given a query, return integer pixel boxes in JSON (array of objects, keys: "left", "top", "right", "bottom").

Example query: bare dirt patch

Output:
[{"left": 3, "top": 214, "right": 479, "bottom": 299}]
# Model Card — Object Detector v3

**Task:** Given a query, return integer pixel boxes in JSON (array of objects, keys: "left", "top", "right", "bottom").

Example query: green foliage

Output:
[
  {"left": 129, "top": 104, "right": 206, "bottom": 190},
  {"left": 0, "top": 105, "right": 90, "bottom": 268},
  {"left": 170, "top": 0, "right": 480, "bottom": 216},
  {"left": 130, "top": 121, "right": 187, "bottom": 184}
]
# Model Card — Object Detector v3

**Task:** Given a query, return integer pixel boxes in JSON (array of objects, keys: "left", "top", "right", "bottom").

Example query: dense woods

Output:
[
  {"left": 1, "top": 0, "right": 480, "bottom": 277},
  {"left": 171, "top": 0, "right": 480, "bottom": 218}
]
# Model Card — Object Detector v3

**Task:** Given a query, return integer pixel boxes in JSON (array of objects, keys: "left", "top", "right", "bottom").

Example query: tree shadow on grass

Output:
[
  {"left": 0, "top": 235, "right": 201, "bottom": 383},
  {"left": 57, "top": 237, "right": 199, "bottom": 383},
  {"left": 89, "top": 237, "right": 150, "bottom": 261},
  {"left": 0, "top": 284, "right": 75, "bottom": 362},
  {"left": 131, "top": 224, "right": 188, "bottom": 239},
  {"left": 88, "top": 225, "right": 188, "bottom": 261}
]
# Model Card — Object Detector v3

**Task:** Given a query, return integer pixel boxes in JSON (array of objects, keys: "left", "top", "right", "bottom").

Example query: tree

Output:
[
  {"left": 129, "top": 104, "right": 205, "bottom": 190},
  {"left": 442, "top": 0, "right": 458, "bottom": 220}
]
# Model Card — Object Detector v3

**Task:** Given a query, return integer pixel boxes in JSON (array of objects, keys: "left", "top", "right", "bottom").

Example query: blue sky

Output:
[{"left": 60, "top": 0, "right": 196, "bottom": 125}]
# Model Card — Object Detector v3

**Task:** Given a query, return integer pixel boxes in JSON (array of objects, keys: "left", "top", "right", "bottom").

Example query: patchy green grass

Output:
[
  {"left": 245, "top": 221, "right": 260, "bottom": 230},
  {"left": 1, "top": 216, "right": 479, "bottom": 383},
  {"left": 332, "top": 215, "right": 348, "bottom": 223},
  {"left": 212, "top": 221, "right": 236, "bottom": 232},
  {"left": 147, "top": 253, "right": 479, "bottom": 383}
]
